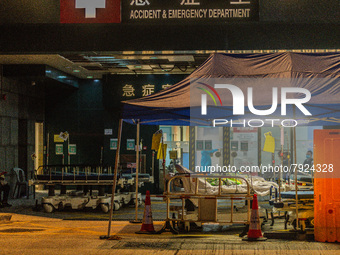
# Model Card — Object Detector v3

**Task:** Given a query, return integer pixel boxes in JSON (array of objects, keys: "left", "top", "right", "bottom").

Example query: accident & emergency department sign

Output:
[{"left": 124, "top": 0, "right": 259, "bottom": 23}]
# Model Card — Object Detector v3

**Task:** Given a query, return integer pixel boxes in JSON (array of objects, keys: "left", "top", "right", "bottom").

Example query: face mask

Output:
[{"left": 306, "top": 154, "right": 311, "bottom": 159}]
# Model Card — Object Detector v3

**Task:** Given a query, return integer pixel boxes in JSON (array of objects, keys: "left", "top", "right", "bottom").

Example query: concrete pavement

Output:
[{"left": 1, "top": 213, "right": 340, "bottom": 255}]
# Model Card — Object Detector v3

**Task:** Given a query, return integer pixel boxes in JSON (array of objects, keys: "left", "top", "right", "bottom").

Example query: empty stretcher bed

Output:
[
  {"left": 271, "top": 190, "right": 314, "bottom": 231},
  {"left": 30, "top": 165, "right": 151, "bottom": 213}
]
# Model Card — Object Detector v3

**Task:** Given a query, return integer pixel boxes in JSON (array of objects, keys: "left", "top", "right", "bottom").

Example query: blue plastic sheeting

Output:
[{"left": 122, "top": 53, "right": 340, "bottom": 126}]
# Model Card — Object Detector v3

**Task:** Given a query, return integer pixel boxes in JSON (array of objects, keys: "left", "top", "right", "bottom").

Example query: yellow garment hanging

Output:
[
  {"left": 263, "top": 131, "right": 275, "bottom": 153},
  {"left": 152, "top": 133, "right": 162, "bottom": 151},
  {"left": 157, "top": 143, "right": 167, "bottom": 159}
]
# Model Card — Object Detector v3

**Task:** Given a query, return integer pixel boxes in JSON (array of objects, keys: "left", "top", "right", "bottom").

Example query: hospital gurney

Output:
[
  {"left": 156, "top": 172, "right": 253, "bottom": 234},
  {"left": 270, "top": 190, "right": 314, "bottom": 231},
  {"left": 175, "top": 164, "right": 278, "bottom": 198},
  {"left": 285, "top": 174, "right": 313, "bottom": 191},
  {"left": 30, "top": 165, "right": 151, "bottom": 213},
  {"left": 155, "top": 165, "right": 277, "bottom": 234}
]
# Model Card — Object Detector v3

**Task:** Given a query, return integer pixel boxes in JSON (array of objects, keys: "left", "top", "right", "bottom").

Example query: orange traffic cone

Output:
[
  {"left": 242, "top": 194, "right": 267, "bottom": 241},
  {"left": 136, "top": 190, "right": 156, "bottom": 234}
]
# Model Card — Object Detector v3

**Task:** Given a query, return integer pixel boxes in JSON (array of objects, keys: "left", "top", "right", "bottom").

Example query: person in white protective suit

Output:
[{"left": 200, "top": 149, "right": 219, "bottom": 172}]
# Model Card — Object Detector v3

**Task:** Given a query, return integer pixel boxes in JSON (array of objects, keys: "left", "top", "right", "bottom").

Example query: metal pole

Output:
[
  {"left": 163, "top": 145, "right": 166, "bottom": 192},
  {"left": 131, "top": 120, "right": 142, "bottom": 223},
  {"left": 135, "top": 120, "right": 140, "bottom": 221},
  {"left": 67, "top": 137, "right": 70, "bottom": 169},
  {"left": 140, "top": 139, "right": 143, "bottom": 173},
  {"left": 293, "top": 126, "right": 299, "bottom": 230},
  {"left": 106, "top": 118, "right": 123, "bottom": 238},
  {"left": 287, "top": 129, "right": 292, "bottom": 184},
  {"left": 279, "top": 126, "right": 284, "bottom": 201},
  {"left": 292, "top": 105, "right": 299, "bottom": 231},
  {"left": 100, "top": 146, "right": 103, "bottom": 166},
  {"left": 152, "top": 151, "right": 155, "bottom": 181},
  {"left": 46, "top": 132, "right": 49, "bottom": 166}
]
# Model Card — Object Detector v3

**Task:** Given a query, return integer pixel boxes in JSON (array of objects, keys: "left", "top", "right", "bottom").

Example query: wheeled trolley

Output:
[{"left": 42, "top": 191, "right": 142, "bottom": 213}]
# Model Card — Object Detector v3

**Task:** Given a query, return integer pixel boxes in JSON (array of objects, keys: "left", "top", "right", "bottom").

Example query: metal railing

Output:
[
  {"left": 31, "top": 165, "right": 114, "bottom": 185},
  {"left": 154, "top": 174, "right": 252, "bottom": 229},
  {"left": 31, "top": 165, "right": 151, "bottom": 186}
]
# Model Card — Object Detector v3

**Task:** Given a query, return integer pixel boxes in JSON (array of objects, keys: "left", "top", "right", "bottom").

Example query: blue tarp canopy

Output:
[{"left": 122, "top": 53, "right": 340, "bottom": 126}]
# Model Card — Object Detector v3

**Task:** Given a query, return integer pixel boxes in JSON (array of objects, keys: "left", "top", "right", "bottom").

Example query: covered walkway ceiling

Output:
[{"left": 0, "top": 49, "right": 339, "bottom": 80}]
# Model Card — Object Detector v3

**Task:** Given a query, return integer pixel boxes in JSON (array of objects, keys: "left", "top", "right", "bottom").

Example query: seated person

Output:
[
  {"left": 303, "top": 150, "right": 313, "bottom": 175},
  {"left": 0, "top": 171, "right": 11, "bottom": 208}
]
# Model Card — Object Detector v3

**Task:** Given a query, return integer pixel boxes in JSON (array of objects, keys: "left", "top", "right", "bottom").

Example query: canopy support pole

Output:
[
  {"left": 46, "top": 132, "right": 49, "bottom": 166},
  {"left": 152, "top": 151, "right": 155, "bottom": 180},
  {"left": 162, "top": 134, "right": 166, "bottom": 193},
  {"left": 101, "top": 118, "right": 123, "bottom": 239},
  {"left": 293, "top": 126, "right": 299, "bottom": 230},
  {"left": 279, "top": 126, "right": 284, "bottom": 201},
  {"left": 68, "top": 137, "right": 70, "bottom": 167},
  {"left": 131, "top": 120, "right": 142, "bottom": 223},
  {"left": 293, "top": 105, "right": 299, "bottom": 231}
]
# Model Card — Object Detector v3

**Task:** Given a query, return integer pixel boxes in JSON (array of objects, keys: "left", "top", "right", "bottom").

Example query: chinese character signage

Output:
[
  {"left": 103, "top": 74, "right": 186, "bottom": 109},
  {"left": 162, "top": 84, "right": 172, "bottom": 90},
  {"left": 142, "top": 84, "right": 155, "bottom": 96},
  {"left": 130, "top": 0, "right": 150, "bottom": 6},
  {"left": 123, "top": 0, "right": 259, "bottom": 23},
  {"left": 60, "top": 0, "right": 121, "bottom": 23},
  {"left": 181, "top": 0, "right": 200, "bottom": 6},
  {"left": 122, "top": 84, "right": 136, "bottom": 97}
]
